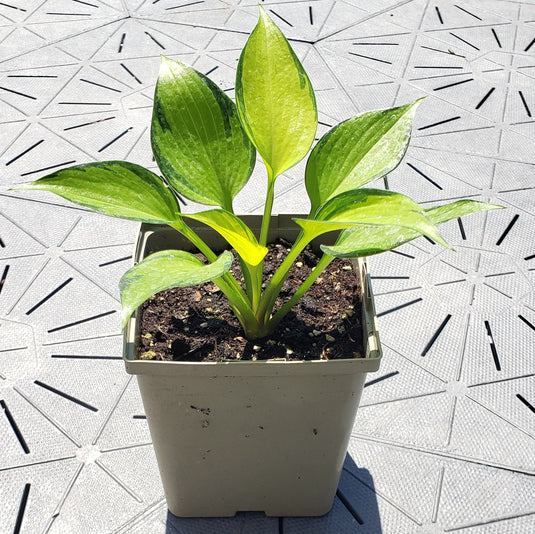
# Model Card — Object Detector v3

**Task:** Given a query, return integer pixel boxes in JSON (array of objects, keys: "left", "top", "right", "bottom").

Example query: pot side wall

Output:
[{"left": 137, "top": 371, "right": 367, "bottom": 517}]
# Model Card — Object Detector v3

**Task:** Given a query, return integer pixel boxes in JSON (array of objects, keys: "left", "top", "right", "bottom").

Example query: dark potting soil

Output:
[{"left": 138, "top": 239, "right": 364, "bottom": 362}]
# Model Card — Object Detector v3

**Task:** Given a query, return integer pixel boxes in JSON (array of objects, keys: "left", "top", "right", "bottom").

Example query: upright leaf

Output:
[
  {"left": 184, "top": 209, "right": 268, "bottom": 266},
  {"left": 151, "top": 56, "right": 256, "bottom": 211},
  {"left": 120, "top": 250, "right": 233, "bottom": 329},
  {"left": 295, "top": 188, "right": 450, "bottom": 249},
  {"left": 306, "top": 100, "right": 422, "bottom": 212},
  {"left": 14, "top": 161, "right": 180, "bottom": 223},
  {"left": 321, "top": 200, "right": 503, "bottom": 258},
  {"left": 236, "top": 6, "right": 317, "bottom": 178}
]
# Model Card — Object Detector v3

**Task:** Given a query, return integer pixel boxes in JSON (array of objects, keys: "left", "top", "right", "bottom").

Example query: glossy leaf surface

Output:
[
  {"left": 152, "top": 56, "right": 255, "bottom": 210},
  {"left": 321, "top": 200, "right": 502, "bottom": 257},
  {"left": 16, "top": 161, "right": 180, "bottom": 223},
  {"left": 184, "top": 209, "right": 268, "bottom": 266},
  {"left": 295, "top": 188, "right": 449, "bottom": 248},
  {"left": 120, "top": 250, "right": 233, "bottom": 329},
  {"left": 236, "top": 6, "right": 317, "bottom": 178},
  {"left": 306, "top": 100, "right": 421, "bottom": 212}
]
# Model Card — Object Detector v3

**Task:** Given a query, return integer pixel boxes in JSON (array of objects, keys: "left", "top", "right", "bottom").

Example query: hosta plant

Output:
[{"left": 16, "top": 7, "right": 501, "bottom": 341}]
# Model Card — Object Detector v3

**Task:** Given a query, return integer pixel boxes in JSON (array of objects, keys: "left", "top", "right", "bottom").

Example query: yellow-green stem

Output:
[
  {"left": 171, "top": 222, "right": 247, "bottom": 298},
  {"left": 266, "top": 253, "right": 334, "bottom": 333},
  {"left": 169, "top": 222, "right": 258, "bottom": 329},
  {"left": 259, "top": 170, "right": 275, "bottom": 247},
  {"left": 257, "top": 229, "right": 312, "bottom": 324},
  {"left": 249, "top": 262, "right": 264, "bottom": 311}
]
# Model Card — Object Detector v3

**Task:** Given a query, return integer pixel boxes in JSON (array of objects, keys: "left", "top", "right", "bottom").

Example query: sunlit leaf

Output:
[
  {"left": 321, "top": 200, "right": 503, "bottom": 258},
  {"left": 424, "top": 200, "right": 503, "bottom": 224},
  {"left": 236, "top": 6, "right": 317, "bottom": 178},
  {"left": 120, "top": 250, "right": 233, "bottom": 329},
  {"left": 15, "top": 161, "right": 180, "bottom": 223},
  {"left": 306, "top": 100, "right": 422, "bottom": 212},
  {"left": 152, "top": 56, "right": 255, "bottom": 211},
  {"left": 184, "top": 209, "right": 268, "bottom": 266},
  {"left": 295, "top": 188, "right": 450, "bottom": 249}
]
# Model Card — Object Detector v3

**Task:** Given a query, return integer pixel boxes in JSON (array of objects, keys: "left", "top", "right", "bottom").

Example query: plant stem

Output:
[
  {"left": 248, "top": 262, "right": 264, "bottom": 311},
  {"left": 169, "top": 222, "right": 258, "bottom": 330},
  {"left": 256, "top": 229, "right": 313, "bottom": 325},
  {"left": 259, "top": 169, "right": 275, "bottom": 247},
  {"left": 171, "top": 222, "right": 246, "bottom": 297},
  {"left": 267, "top": 253, "right": 334, "bottom": 333},
  {"left": 238, "top": 257, "right": 255, "bottom": 303},
  {"left": 250, "top": 167, "right": 275, "bottom": 324}
]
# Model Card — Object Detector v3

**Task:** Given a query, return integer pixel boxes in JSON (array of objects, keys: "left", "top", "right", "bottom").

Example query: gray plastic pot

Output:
[{"left": 123, "top": 215, "right": 382, "bottom": 517}]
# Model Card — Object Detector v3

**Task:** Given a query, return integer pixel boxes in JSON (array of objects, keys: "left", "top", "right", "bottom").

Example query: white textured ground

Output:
[{"left": 1, "top": 1, "right": 534, "bottom": 533}]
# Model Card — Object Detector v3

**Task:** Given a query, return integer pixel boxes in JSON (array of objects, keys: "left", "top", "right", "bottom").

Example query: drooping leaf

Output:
[
  {"left": 151, "top": 56, "right": 256, "bottom": 211},
  {"left": 120, "top": 250, "right": 233, "bottom": 329},
  {"left": 236, "top": 6, "right": 317, "bottom": 178},
  {"left": 184, "top": 209, "right": 268, "bottom": 266},
  {"left": 305, "top": 100, "right": 422, "bottom": 212},
  {"left": 14, "top": 161, "right": 180, "bottom": 223},
  {"left": 321, "top": 200, "right": 503, "bottom": 258},
  {"left": 294, "top": 188, "right": 450, "bottom": 249}
]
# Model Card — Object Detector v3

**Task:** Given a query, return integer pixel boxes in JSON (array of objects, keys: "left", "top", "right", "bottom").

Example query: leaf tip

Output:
[
  {"left": 249, "top": 244, "right": 269, "bottom": 266},
  {"left": 406, "top": 96, "right": 426, "bottom": 115},
  {"left": 159, "top": 55, "right": 183, "bottom": 76},
  {"left": 257, "top": 3, "right": 277, "bottom": 30},
  {"left": 436, "top": 233, "right": 454, "bottom": 251},
  {"left": 9, "top": 182, "right": 36, "bottom": 192}
]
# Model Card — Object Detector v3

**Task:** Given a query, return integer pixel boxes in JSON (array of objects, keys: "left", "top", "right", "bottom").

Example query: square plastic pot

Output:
[{"left": 123, "top": 214, "right": 382, "bottom": 517}]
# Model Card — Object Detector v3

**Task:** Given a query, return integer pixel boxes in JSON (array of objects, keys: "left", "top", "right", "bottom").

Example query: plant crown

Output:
[{"left": 16, "top": 7, "right": 502, "bottom": 340}]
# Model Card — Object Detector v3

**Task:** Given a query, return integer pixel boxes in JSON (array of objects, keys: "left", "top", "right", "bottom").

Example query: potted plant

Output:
[{"left": 14, "top": 7, "right": 501, "bottom": 517}]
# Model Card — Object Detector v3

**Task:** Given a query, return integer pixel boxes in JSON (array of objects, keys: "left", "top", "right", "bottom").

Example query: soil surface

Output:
[{"left": 139, "top": 239, "right": 364, "bottom": 362}]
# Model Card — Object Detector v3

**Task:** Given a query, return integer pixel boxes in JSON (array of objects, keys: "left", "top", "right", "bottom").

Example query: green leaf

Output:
[
  {"left": 424, "top": 200, "right": 503, "bottom": 224},
  {"left": 151, "top": 56, "right": 256, "bottom": 211},
  {"left": 183, "top": 209, "right": 268, "bottom": 266},
  {"left": 295, "top": 188, "right": 450, "bottom": 249},
  {"left": 120, "top": 250, "right": 233, "bottom": 329},
  {"left": 236, "top": 6, "right": 317, "bottom": 178},
  {"left": 305, "top": 100, "right": 422, "bottom": 212},
  {"left": 14, "top": 161, "right": 180, "bottom": 223},
  {"left": 321, "top": 200, "right": 503, "bottom": 258}
]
